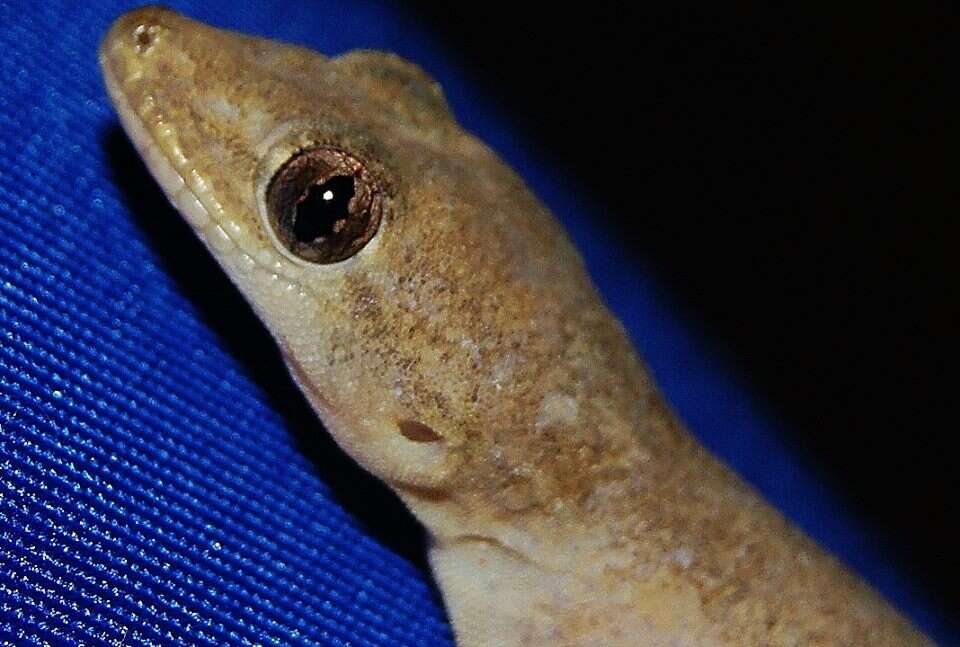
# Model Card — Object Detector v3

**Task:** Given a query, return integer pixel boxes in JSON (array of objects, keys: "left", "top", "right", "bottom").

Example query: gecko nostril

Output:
[
  {"left": 266, "top": 147, "right": 383, "bottom": 264},
  {"left": 397, "top": 420, "right": 443, "bottom": 443},
  {"left": 132, "top": 24, "right": 158, "bottom": 53}
]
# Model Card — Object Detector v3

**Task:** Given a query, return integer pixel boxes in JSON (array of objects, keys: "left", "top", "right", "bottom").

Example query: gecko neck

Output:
[
  {"left": 427, "top": 527, "right": 718, "bottom": 647},
  {"left": 401, "top": 467, "right": 722, "bottom": 647},
  {"left": 404, "top": 400, "right": 933, "bottom": 647}
]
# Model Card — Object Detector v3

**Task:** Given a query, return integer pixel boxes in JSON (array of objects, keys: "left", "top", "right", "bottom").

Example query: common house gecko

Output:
[{"left": 99, "top": 6, "right": 935, "bottom": 646}]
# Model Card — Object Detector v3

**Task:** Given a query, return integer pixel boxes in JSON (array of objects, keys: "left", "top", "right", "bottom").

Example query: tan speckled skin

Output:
[{"left": 100, "top": 7, "right": 934, "bottom": 646}]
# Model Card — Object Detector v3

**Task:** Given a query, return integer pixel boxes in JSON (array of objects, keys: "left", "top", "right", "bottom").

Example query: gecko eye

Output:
[{"left": 266, "top": 147, "right": 383, "bottom": 263}]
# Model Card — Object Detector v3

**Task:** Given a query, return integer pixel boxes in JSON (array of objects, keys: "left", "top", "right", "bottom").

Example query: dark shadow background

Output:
[{"left": 408, "top": 0, "right": 958, "bottom": 625}]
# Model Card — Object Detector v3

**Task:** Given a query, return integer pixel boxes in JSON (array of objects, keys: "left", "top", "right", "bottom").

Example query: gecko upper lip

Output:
[{"left": 98, "top": 6, "right": 220, "bottom": 239}]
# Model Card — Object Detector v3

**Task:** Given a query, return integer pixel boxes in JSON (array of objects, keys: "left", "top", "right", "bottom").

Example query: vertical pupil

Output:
[{"left": 293, "top": 175, "right": 355, "bottom": 243}]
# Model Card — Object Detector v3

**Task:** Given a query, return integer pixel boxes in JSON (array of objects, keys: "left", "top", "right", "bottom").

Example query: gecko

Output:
[{"left": 98, "top": 6, "right": 935, "bottom": 646}]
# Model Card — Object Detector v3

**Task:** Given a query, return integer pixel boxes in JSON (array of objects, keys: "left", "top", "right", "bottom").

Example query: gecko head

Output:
[{"left": 101, "top": 7, "right": 629, "bottom": 530}]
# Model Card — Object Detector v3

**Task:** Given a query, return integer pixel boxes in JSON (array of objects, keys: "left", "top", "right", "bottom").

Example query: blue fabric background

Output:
[{"left": 0, "top": 1, "right": 953, "bottom": 645}]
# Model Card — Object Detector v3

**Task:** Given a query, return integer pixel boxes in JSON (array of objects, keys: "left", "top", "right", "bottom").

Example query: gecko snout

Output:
[{"left": 101, "top": 5, "right": 179, "bottom": 57}]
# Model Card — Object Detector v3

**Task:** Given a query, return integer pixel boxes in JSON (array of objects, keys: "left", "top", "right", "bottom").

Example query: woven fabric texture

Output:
[{"left": 0, "top": 1, "right": 951, "bottom": 645}]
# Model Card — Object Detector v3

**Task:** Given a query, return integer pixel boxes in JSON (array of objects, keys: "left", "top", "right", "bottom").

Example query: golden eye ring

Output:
[{"left": 265, "top": 146, "right": 383, "bottom": 264}]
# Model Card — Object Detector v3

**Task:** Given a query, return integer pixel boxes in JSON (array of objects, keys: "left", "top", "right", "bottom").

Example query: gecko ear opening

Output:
[
  {"left": 352, "top": 419, "right": 453, "bottom": 491},
  {"left": 281, "top": 347, "right": 456, "bottom": 490},
  {"left": 397, "top": 419, "right": 443, "bottom": 443}
]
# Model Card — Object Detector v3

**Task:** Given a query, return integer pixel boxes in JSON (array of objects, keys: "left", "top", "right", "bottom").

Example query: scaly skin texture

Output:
[{"left": 99, "top": 7, "right": 935, "bottom": 646}]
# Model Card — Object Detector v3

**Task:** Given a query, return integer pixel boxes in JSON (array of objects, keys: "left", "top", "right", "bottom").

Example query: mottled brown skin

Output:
[{"left": 100, "top": 7, "right": 935, "bottom": 646}]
